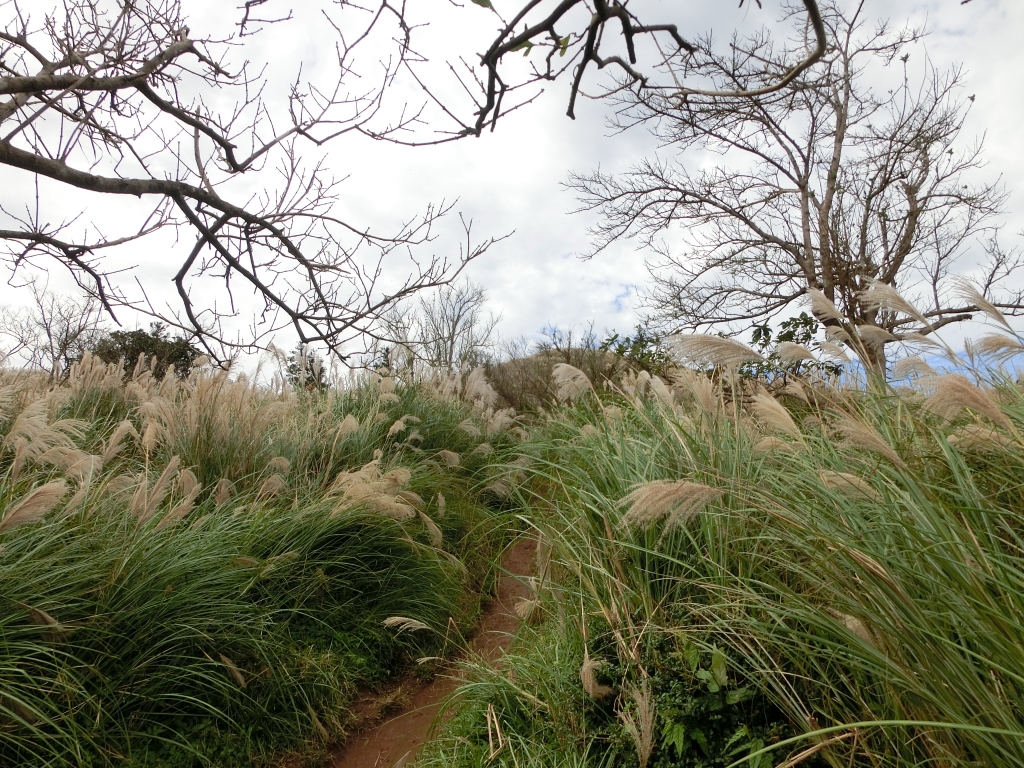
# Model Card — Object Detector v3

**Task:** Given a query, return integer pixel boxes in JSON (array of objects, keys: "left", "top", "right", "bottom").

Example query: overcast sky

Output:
[{"left": 2, "top": 0, "right": 1022, "bottom": 362}]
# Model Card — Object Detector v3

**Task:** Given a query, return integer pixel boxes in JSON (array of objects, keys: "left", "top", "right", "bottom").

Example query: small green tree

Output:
[
  {"left": 285, "top": 344, "right": 329, "bottom": 392},
  {"left": 90, "top": 323, "right": 202, "bottom": 379}
]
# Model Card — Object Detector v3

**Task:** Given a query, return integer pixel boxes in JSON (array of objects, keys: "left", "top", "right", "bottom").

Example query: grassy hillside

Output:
[
  {"left": 0, "top": 356, "right": 519, "bottom": 766},
  {"left": 421, "top": 361, "right": 1024, "bottom": 768}
]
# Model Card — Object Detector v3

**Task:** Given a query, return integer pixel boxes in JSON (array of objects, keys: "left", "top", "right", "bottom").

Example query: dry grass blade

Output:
[
  {"left": 750, "top": 392, "right": 801, "bottom": 438},
  {"left": 551, "top": 363, "right": 593, "bottom": 402},
  {"left": 619, "top": 480, "right": 722, "bottom": 532},
  {"left": 667, "top": 334, "right": 763, "bottom": 368},
  {"left": 1, "top": 480, "right": 69, "bottom": 531}
]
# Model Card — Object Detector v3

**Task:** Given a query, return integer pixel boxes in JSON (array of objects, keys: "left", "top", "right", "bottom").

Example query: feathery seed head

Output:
[
  {"left": 337, "top": 414, "right": 360, "bottom": 437},
  {"left": 619, "top": 480, "right": 722, "bottom": 532},
  {"left": 457, "top": 419, "right": 481, "bottom": 438},
  {"left": 749, "top": 392, "right": 801, "bottom": 438},
  {"left": 954, "top": 278, "right": 1011, "bottom": 329},
  {"left": 923, "top": 374, "right": 1012, "bottom": 430},
  {"left": 776, "top": 342, "right": 816, "bottom": 365},
  {"left": 891, "top": 356, "right": 935, "bottom": 379},
  {"left": 1, "top": 481, "right": 69, "bottom": 531},
  {"left": 580, "top": 655, "right": 614, "bottom": 699},
  {"left": 551, "top": 363, "right": 594, "bottom": 402},
  {"left": 437, "top": 449, "right": 460, "bottom": 467},
  {"left": 859, "top": 281, "right": 929, "bottom": 327},
  {"left": 805, "top": 289, "right": 847, "bottom": 324},
  {"left": 667, "top": 334, "right": 762, "bottom": 368},
  {"left": 856, "top": 324, "right": 897, "bottom": 347},
  {"left": 819, "top": 471, "right": 881, "bottom": 502}
]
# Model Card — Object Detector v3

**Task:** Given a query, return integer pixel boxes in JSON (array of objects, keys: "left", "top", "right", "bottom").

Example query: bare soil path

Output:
[{"left": 327, "top": 536, "right": 535, "bottom": 768}]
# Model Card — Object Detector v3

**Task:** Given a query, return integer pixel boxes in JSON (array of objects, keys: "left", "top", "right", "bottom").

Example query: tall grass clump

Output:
[
  {"left": 0, "top": 356, "right": 520, "bottom": 766},
  {"left": 422, "top": 344, "right": 1024, "bottom": 767}
]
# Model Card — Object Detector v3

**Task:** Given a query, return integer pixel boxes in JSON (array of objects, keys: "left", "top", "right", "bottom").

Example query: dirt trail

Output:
[{"left": 327, "top": 536, "right": 535, "bottom": 768}]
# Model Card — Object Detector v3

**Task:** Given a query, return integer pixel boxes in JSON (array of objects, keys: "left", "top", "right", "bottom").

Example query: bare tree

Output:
[
  {"left": 0, "top": 0, "right": 498, "bottom": 360},
  {"left": 423, "top": 0, "right": 827, "bottom": 140},
  {"left": 377, "top": 279, "right": 500, "bottom": 370},
  {"left": 0, "top": 279, "right": 105, "bottom": 379},
  {"left": 568, "top": 0, "right": 1023, "bottom": 371}
]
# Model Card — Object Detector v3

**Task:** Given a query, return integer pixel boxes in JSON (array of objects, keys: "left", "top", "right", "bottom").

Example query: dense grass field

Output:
[
  {"left": 6, "top": 343, "right": 1024, "bottom": 768},
  {"left": 0, "top": 356, "right": 519, "bottom": 766},
  {"left": 421, "top": 355, "right": 1024, "bottom": 768}
]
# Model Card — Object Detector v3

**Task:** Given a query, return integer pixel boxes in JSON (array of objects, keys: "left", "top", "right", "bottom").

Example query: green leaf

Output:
[
  {"left": 470, "top": 0, "right": 493, "bottom": 7},
  {"left": 661, "top": 721, "right": 688, "bottom": 757},
  {"left": 510, "top": 39, "right": 533, "bottom": 55},
  {"left": 559, "top": 35, "right": 571, "bottom": 56},
  {"left": 711, "top": 648, "right": 729, "bottom": 688}
]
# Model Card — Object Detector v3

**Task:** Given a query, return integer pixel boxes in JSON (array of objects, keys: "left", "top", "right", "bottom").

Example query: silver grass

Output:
[
  {"left": 649, "top": 376, "right": 674, "bottom": 407},
  {"left": 667, "top": 334, "right": 762, "bottom": 368},
  {"left": 954, "top": 278, "right": 1012, "bottom": 330},
  {"left": 776, "top": 342, "right": 816, "bottom": 365},
  {"left": 859, "top": 281, "right": 930, "bottom": 327},
  {"left": 437, "top": 449, "right": 460, "bottom": 467},
  {"left": 471, "top": 442, "right": 493, "bottom": 457},
  {"left": 749, "top": 392, "right": 801, "bottom": 438},
  {"left": 619, "top": 680, "right": 655, "bottom": 768},
  {"left": 804, "top": 289, "right": 847, "bottom": 324},
  {"left": 832, "top": 418, "right": 904, "bottom": 467},
  {"left": 382, "top": 616, "right": 431, "bottom": 633},
  {"left": 551, "top": 363, "right": 593, "bottom": 402},
  {"left": 417, "top": 510, "right": 444, "bottom": 547},
  {"left": 457, "top": 419, "right": 481, "bottom": 438},
  {"left": 753, "top": 436, "right": 795, "bottom": 454},
  {"left": 819, "top": 471, "right": 881, "bottom": 502},
  {"left": 948, "top": 423, "right": 1014, "bottom": 451},
  {"left": 580, "top": 654, "right": 614, "bottom": 699},
  {"left": 337, "top": 414, "right": 360, "bottom": 437},
  {"left": 825, "top": 326, "right": 852, "bottom": 344},
  {"left": 266, "top": 456, "right": 290, "bottom": 475},
  {"left": 619, "top": 480, "right": 722, "bottom": 532},
  {"left": 387, "top": 419, "right": 406, "bottom": 437},
  {"left": 856, "top": 324, "right": 897, "bottom": 346},
  {"left": 214, "top": 478, "right": 235, "bottom": 505},
  {"left": 464, "top": 367, "right": 498, "bottom": 410},
  {"left": 974, "top": 333, "right": 1024, "bottom": 362},
  {"left": 923, "top": 374, "right": 1012, "bottom": 430},
  {"left": 219, "top": 655, "right": 247, "bottom": 688},
  {"left": 891, "top": 356, "right": 936, "bottom": 379},
  {"left": 379, "top": 392, "right": 401, "bottom": 404},
  {"left": 1, "top": 481, "right": 69, "bottom": 531}
]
